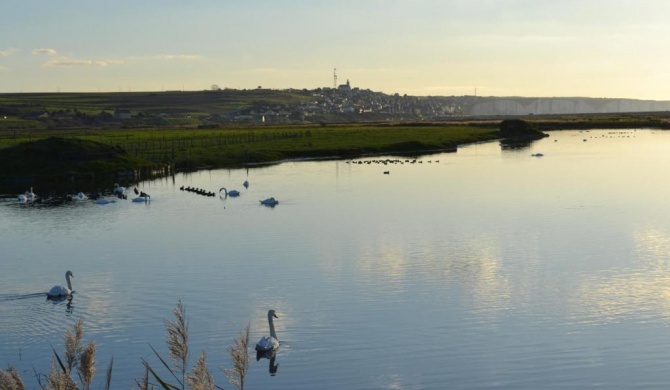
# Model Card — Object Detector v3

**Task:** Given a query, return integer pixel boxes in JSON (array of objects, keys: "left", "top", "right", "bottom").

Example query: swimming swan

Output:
[
  {"left": 220, "top": 187, "right": 241, "bottom": 197},
  {"left": 73, "top": 192, "right": 88, "bottom": 201},
  {"left": 113, "top": 183, "right": 125, "bottom": 195},
  {"left": 17, "top": 187, "right": 37, "bottom": 203},
  {"left": 132, "top": 191, "right": 151, "bottom": 202},
  {"left": 255, "top": 310, "right": 280, "bottom": 352},
  {"left": 47, "top": 271, "right": 74, "bottom": 298}
]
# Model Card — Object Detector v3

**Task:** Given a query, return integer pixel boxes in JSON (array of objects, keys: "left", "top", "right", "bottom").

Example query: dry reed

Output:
[
  {"left": 223, "top": 323, "right": 250, "bottom": 390},
  {"left": 45, "top": 359, "right": 77, "bottom": 390},
  {"left": 0, "top": 365, "right": 25, "bottom": 390},
  {"left": 186, "top": 352, "right": 215, "bottom": 390},
  {"left": 64, "top": 319, "right": 84, "bottom": 373},
  {"left": 134, "top": 367, "right": 150, "bottom": 390},
  {"left": 77, "top": 341, "right": 96, "bottom": 390},
  {"left": 165, "top": 300, "right": 189, "bottom": 387}
]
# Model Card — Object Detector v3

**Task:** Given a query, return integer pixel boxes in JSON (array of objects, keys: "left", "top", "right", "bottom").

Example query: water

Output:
[{"left": 2, "top": 129, "right": 670, "bottom": 389}]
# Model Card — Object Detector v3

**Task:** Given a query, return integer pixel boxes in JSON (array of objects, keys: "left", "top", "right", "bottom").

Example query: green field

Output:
[
  {"left": 0, "top": 123, "right": 500, "bottom": 171},
  {"left": 0, "top": 89, "right": 309, "bottom": 117}
]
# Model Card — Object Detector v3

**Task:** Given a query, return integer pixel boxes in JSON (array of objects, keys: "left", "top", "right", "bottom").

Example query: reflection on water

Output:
[
  {"left": 256, "top": 350, "right": 279, "bottom": 376},
  {"left": 3, "top": 130, "right": 670, "bottom": 389}
]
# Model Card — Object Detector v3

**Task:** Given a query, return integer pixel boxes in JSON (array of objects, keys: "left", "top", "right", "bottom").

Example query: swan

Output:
[
  {"left": 132, "top": 191, "right": 151, "bottom": 202},
  {"left": 256, "top": 310, "right": 280, "bottom": 352},
  {"left": 73, "top": 192, "right": 88, "bottom": 201},
  {"left": 113, "top": 183, "right": 125, "bottom": 195},
  {"left": 17, "top": 187, "right": 37, "bottom": 203},
  {"left": 260, "top": 197, "right": 279, "bottom": 206},
  {"left": 220, "top": 187, "right": 241, "bottom": 197},
  {"left": 47, "top": 271, "right": 74, "bottom": 298}
]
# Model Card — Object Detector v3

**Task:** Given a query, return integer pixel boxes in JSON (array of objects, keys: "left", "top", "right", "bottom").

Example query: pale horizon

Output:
[{"left": 2, "top": 0, "right": 670, "bottom": 100}]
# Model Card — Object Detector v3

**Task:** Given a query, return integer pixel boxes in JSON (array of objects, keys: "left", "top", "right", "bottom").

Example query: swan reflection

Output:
[
  {"left": 256, "top": 349, "right": 279, "bottom": 376},
  {"left": 46, "top": 294, "right": 74, "bottom": 315}
]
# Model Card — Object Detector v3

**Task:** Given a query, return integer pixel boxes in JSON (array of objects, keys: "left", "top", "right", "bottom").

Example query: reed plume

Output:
[
  {"left": 64, "top": 318, "right": 84, "bottom": 373},
  {"left": 223, "top": 323, "right": 250, "bottom": 390},
  {"left": 77, "top": 341, "right": 96, "bottom": 390},
  {"left": 0, "top": 365, "right": 25, "bottom": 390},
  {"left": 142, "top": 300, "right": 192, "bottom": 390},
  {"left": 186, "top": 351, "right": 215, "bottom": 390},
  {"left": 165, "top": 300, "right": 189, "bottom": 386},
  {"left": 45, "top": 359, "right": 77, "bottom": 390}
]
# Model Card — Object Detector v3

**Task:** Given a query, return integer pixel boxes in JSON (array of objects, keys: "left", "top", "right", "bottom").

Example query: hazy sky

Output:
[{"left": 2, "top": 0, "right": 670, "bottom": 99}]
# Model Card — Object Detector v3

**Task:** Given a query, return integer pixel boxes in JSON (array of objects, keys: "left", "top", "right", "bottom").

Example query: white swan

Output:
[
  {"left": 132, "top": 191, "right": 151, "bottom": 202},
  {"left": 113, "top": 183, "right": 125, "bottom": 195},
  {"left": 73, "top": 192, "right": 88, "bottom": 201},
  {"left": 256, "top": 310, "right": 280, "bottom": 352},
  {"left": 260, "top": 197, "right": 279, "bottom": 206},
  {"left": 220, "top": 187, "right": 241, "bottom": 197},
  {"left": 47, "top": 271, "right": 73, "bottom": 298},
  {"left": 17, "top": 187, "right": 37, "bottom": 203}
]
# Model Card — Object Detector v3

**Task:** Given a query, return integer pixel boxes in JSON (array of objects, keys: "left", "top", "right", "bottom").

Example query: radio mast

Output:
[{"left": 333, "top": 68, "right": 338, "bottom": 89}]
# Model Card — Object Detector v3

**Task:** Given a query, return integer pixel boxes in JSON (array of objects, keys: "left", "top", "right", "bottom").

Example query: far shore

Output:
[{"left": 0, "top": 115, "right": 668, "bottom": 192}]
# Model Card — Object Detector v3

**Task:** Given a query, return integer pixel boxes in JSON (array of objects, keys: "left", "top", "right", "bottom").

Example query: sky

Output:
[{"left": 2, "top": 0, "right": 670, "bottom": 100}]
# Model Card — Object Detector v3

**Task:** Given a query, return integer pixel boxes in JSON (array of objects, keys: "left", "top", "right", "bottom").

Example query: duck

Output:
[
  {"left": 47, "top": 271, "right": 74, "bottom": 298},
  {"left": 260, "top": 197, "right": 279, "bottom": 206},
  {"left": 243, "top": 180, "right": 249, "bottom": 189},
  {"left": 256, "top": 310, "right": 280, "bottom": 352}
]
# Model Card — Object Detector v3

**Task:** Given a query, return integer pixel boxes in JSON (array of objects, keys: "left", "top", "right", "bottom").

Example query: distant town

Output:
[{"left": 2, "top": 80, "right": 670, "bottom": 130}]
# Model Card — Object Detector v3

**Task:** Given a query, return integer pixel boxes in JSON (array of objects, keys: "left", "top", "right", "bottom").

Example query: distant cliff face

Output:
[{"left": 470, "top": 98, "right": 670, "bottom": 116}]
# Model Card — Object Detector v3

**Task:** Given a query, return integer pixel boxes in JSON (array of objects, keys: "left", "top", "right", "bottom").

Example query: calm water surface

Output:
[{"left": 3, "top": 129, "right": 670, "bottom": 389}]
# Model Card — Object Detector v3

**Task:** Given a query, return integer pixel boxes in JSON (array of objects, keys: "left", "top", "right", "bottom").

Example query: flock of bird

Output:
[
  {"left": 179, "top": 186, "right": 217, "bottom": 197},
  {"left": 347, "top": 158, "right": 439, "bottom": 165},
  {"left": 15, "top": 184, "right": 150, "bottom": 205},
  {"left": 15, "top": 179, "right": 279, "bottom": 206},
  {"left": 180, "top": 179, "right": 278, "bottom": 206}
]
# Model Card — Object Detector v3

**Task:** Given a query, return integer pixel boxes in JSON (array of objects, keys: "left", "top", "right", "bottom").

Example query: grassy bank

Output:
[
  {"left": 2, "top": 112, "right": 669, "bottom": 188},
  {"left": 0, "top": 123, "right": 500, "bottom": 172}
]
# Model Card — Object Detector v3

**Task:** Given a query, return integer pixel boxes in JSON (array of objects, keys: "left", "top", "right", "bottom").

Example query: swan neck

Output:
[
  {"left": 268, "top": 313, "right": 277, "bottom": 340},
  {"left": 66, "top": 273, "right": 72, "bottom": 291}
]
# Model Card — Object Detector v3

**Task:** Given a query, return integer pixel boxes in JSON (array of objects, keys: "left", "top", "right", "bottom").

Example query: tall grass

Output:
[
  {"left": 1, "top": 302, "right": 256, "bottom": 390},
  {"left": 0, "top": 318, "right": 112, "bottom": 390},
  {"left": 142, "top": 301, "right": 251, "bottom": 390}
]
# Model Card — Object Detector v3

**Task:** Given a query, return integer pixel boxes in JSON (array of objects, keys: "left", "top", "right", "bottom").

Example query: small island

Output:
[{"left": 498, "top": 119, "right": 549, "bottom": 147}]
